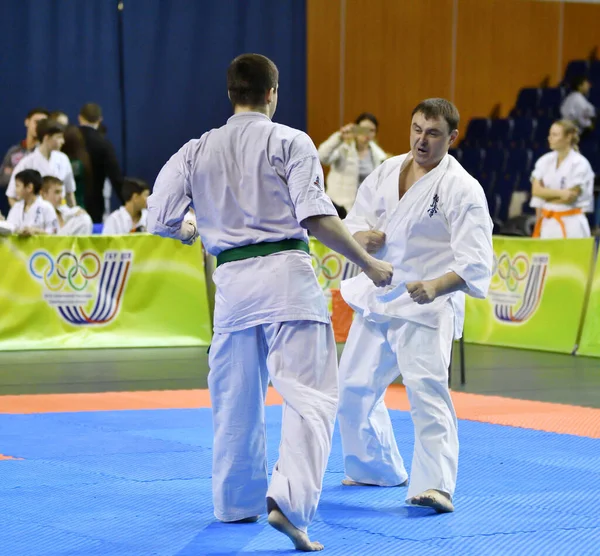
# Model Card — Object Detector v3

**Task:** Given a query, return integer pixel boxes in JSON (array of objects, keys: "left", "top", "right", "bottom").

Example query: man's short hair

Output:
[
  {"left": 42, "top": 175, "right": 64, "bottom": 192},
  {"left": 122, "top": 177, "right": 150, "bottom": 202},
  {"left": 36, "top": 119, "right": 65, "bottom": 141},
  {"left": 412, "top": 98, "right": 460, "bottom": 133},
  {"left": 79, "top": 103, "right": 103, "bottom": 123},
  {"left": 570, "top": 75, "right": 589, "bottom": 92},
  {"left": 26, "top": 107, "right": 49, "bottom": 120},
  {"left": 227, "top": 53, "right": 279, "bottom": 107},
  {"left": 15, "top": 169, "right": 43, "bottom": 195}
]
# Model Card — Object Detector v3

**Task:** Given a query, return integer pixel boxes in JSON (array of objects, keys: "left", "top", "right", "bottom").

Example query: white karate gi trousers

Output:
[
  {"left": 338, "top": 306, "right": 458, "bottom": 500},
  {"left": 208, "top": 320, "right": 338, "bottom": 532}
]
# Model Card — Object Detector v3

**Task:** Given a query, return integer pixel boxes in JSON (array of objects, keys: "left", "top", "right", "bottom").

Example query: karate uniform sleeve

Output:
[
  {"left": 446, "top": 185, "right": 494, "bottom": 299},
  {"left": 286, "top": 133, "right": 338, "bottom": 224},
  {"left": 572, "top": 159, "right": 595, "bottom": 212},
  {"left": 62, "top": 158, "right": 76, "bottom": 194},
  {"left": 42, "top": 205, "right": 59, "bottom": 234},
  {"left": 529, "top": 155, "right": 546, "bottom": 208},
  {"left": 343, "top": 164, "right": 382, "bottom": 235},
  {"left": 147, "top": 145, "right": 193, "bottom": 239}
]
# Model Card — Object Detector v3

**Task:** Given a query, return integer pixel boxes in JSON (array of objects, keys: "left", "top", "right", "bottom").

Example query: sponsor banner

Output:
[
  {"left": 309, "top": 238, "right": 359, "bottom": 341},
  {"left": 576, "top": 247, "right": 600, "bottom": 357},
  {"left": 0, "top": 235, "right": 212, "bottom": 350},
  {"left": 464, "top": 237, "right": 595, "bottom": 353}
]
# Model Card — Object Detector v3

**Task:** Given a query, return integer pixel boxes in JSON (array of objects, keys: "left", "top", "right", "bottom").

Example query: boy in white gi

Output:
[
  {"left": 7, "top": 169, "right": 58, "bottom": 235},
  {"left": 338, "top": 98, "right": 494, "bottom": 513},
  {"left": 146, "top": 54, "right": 392, "bottom": 551},
  {"left": 41, "top": 176, "right": 93, "bottom": 236},
  {"left": 6, "top": 119, "right": 76, "bottom": 209},
  {"left": 103, "top": 178, "right": 149, "bottom": 234},
  {"left": 530, "top": 119, "right": 594, "bottom": 239}
]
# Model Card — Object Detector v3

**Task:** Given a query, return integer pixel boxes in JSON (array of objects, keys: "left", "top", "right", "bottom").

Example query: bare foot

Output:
[
  {"left": 407, "top": 489, "right": 454, "bottom": 513},
  {"left": 342, "top": 478, "right": 408, "bottom": 487},
  {"left": 268, "top": 508, "right": 323, "bottom": 552},
  {"left": 221, "top": 516, "right": 260, "bottom": 523}
]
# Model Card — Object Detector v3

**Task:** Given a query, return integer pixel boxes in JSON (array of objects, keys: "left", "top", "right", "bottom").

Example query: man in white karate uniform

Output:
[
  {"left": 41, "top": 176, "right": 93, "bottom": 236},
  {"left": 146, "top": 54, "right": 392, "bottom": 551},
  {"left": 7, "top": 169, "right": 58, "bottom": 235},
  {"left": 6, "top": 119, "right": 76, "bottom": 209},
  {"left": 338, "top": 98, "right": 493, "bottom": 513}
]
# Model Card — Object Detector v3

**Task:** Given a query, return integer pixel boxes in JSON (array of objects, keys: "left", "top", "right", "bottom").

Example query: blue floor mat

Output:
[{"left": 1, "top": 407, "right": 599, "bottom": 555}]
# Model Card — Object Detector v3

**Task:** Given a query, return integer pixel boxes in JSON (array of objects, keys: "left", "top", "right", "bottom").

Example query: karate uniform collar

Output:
[{"left": 227, "top": 112, "right": 271, "bottom": 125}]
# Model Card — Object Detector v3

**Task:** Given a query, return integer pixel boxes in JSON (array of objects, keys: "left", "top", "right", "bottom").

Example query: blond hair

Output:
[
  {"left": 41, "top": 175, "right": 63, "bottom": 192},
  {"left": 553, "top": 119, "right": 580, "bottom": 151}
]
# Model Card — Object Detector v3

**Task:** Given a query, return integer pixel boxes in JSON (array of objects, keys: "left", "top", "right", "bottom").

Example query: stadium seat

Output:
[
  {"left": 532, "top": 118, "right": 553, "bottom": 150},
  {"left": 537, "top": 88, "right": 564, "bottom": 118},
  {"left": 488, "top": 119, "right": 512, "bottom": 148},
  {"left": 448, "top": 148, "right": 461, "bottom": 163},
  {"left": 506, "top": 148, "right": 531, "bottom": 177},
  {"left": 460, "top": 147, "right": 484, "bottom": 175},
  {"left": 511, "top": 88, "right": 539, "bottom": 118},
  {"left": 563, "top": 60, "right": 589, "bottom": 86},
  {"left": 510, "top": 118, "right": 535, "bottom": 148},
  {"left": 493, "top": 172, "right": 518, "bottom": 224},
  {"left": 580, "top": 141, "right": 599, "bottom": 174},
  {"left": 462, "top": 118, "right": 489, "bottom": 147},
  {"left": 92, "top": 223, "right": 104, "bottom": 234}
]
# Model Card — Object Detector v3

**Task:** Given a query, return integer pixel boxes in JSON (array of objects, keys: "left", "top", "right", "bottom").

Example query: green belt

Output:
[{"left": 216, "top": 239, "right": 310, "bottom": 267}]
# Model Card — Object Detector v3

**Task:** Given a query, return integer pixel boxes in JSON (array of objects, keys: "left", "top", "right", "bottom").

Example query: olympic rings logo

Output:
[
  {"left": 311, "top": 252, "right": 343, "bottom": 288},
  {"left": 491, "top": 252, "right": 530, "bottom": 292},
  {"left": 29, "top": 250, "right": 101, "bottom": 291}
]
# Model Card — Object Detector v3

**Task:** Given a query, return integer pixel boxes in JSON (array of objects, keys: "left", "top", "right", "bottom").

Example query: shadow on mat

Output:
[{"left": 175, "top": 520, "right": 297, "bottom": 555}]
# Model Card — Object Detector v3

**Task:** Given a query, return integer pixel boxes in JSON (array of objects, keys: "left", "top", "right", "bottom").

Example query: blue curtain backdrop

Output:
[
  {"left": 0, "top": 0, "right": 123, "bottom": 165},
  {"left": 0, "top": 0, "right": 307, "bottom": 185}
]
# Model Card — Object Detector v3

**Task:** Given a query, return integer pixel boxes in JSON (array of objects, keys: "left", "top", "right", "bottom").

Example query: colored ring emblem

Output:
[
  {"left": 495, "top": 253, "right": 529, "bottom": 292},
  {"left": 29, "top": 250, "right": 101, "bottom": 291}
]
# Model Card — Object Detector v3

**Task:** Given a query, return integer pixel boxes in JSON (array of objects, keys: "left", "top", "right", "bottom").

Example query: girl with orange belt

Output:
[{"left": 530, "top": 119, "right": 594, "bottom": 239}]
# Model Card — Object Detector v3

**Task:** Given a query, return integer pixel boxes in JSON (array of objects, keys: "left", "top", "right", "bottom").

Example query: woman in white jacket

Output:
[{"left": 318, "top": 113, "right": 388, "bottom": 216}]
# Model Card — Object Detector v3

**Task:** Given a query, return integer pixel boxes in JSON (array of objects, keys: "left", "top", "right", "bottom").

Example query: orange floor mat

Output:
[{"left": 1, "top": 385, "right": 599, "bottom": 438}]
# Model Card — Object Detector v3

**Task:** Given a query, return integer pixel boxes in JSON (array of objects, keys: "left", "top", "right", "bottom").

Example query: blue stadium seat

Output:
[
  {"left": 589, "top": 87, "right": 600, "bottom": 108},
  {"left": 511, "top": 88, "right": 539, "bottom": 118},
  {"left": 532, "top": 118, "right": 554, "bottom": 150},
  {"left": 589, "top": 61, "right": 600, "bottom": 85},
  {"left": 505, "top": 148, "right": 531, "bottom": 176},
  {"left": 482, "top": 148, "right": 507, "bottom": 173},
  {"left": 92, "top": 223, "right": 104, "bottom": 234},
  {"left": 510, "top": 118, "right": 535, "bottom": 147},
  {"left": 448, "top": 148, "right": 461, "bottom": 163},
  {"left": 580, "top": 142, "right": 599, "bottom": 174},
  {"left": 492, "top": 172, "right": 518, "bottom": 223},
  {"left": 460, "top": 147, "right": 484, "bottom": 175},
  {"left": 563, "top": 60, "right": 589, "bottom": 86},
  {"left": 537, "top": 88, "right": 564, "bottom": 118},
  {"left": 462, "top": 118, "right": 489, "bottom": 147},
  {"left": 488, "top": 119, "right": 512, "bottom": 148}
]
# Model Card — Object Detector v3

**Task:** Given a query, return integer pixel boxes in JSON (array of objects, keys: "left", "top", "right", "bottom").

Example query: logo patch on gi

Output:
[
  {"left": 314, "top": 175, "right": 321, "bottom": 188},
  {"left": 428, "top": 194, "right": 439, "bottom": 217}
]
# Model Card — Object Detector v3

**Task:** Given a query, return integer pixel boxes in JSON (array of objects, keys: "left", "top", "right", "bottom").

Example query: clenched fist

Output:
[
  {"left": 354, "top": 230, "right": 386, "bottom": 254},
  {"left": 407, "top": 280, "right": 437, "bottom": 304}
]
